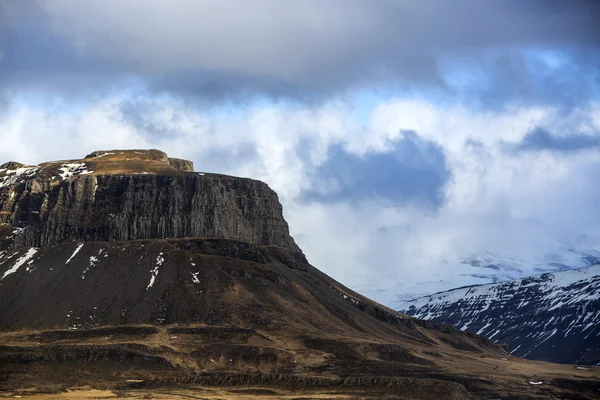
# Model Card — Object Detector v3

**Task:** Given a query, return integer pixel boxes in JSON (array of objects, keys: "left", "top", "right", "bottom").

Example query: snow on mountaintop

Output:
[
  {"left": 0, "top": 167, "right": 40, "bottom": 189},
  {"left": 404, "top": 264, "right": 600, "bottom": 311},
  {"left": 353, "top": 247, "right": 600, "bottom": 307},
  {"left": 401, "top": 265, "right": 600, "bottom": 365}
]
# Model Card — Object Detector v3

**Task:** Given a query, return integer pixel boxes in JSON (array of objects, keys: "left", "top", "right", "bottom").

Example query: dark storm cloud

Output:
[
  {"left": 513, "top": 128, "right": 600, "bottom": 153},
  {"left": 0, "top": 0, "right": 599, "bottom": 105},
  {"left": 302, "top": 131, "right": 450, "bottom": 209}
]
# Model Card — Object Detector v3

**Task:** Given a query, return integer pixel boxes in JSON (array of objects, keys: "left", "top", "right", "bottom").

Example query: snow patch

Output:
[
  {"left": 66, "top": 243, "right": 84, "bottom": 264},
  {"left": 476, "top": 322, "right": 492, "bottom": 335},
  {"left": 91, "top": 152, "right": 115, "bottom": 158},
  {"left": 510, "top": 344, "right": 522, "bottom": 354},
  {"left": 146, "top": 253, "right": 164, "bottom": 290},
  {"left": 488, "top": 329, "right": 501, "bottom": 340},
  {"left": 1, "top": 248, "right": 38, "bottom": 280},
  {"left": 0, "top": 167, "right": 39, "bottom": 189},
  {"left": 58, "top": 163, "right": 94, "bottom": 180},
  {"left": 7, "top": 227, "right": 25, "bottom": 239},
  {"left": 82, "top": 255, "right": 99, "bottom": 279},
  {"left": 92, "top": 179, "right": 99, "bottom": 201}
]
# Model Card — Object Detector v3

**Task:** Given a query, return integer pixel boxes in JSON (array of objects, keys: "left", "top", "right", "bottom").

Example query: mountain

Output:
[
  {"left": 355, "top": 249, "right": 600, "bottom": 308},
  {"left": 1, "top": 150, "right": 599, "bottom": 399},
  {"left": 400, "top": 266, "right": 600, "bottom": 365},
  {"left": 0, "top": 149, "right": 298, "bottom": 252}
]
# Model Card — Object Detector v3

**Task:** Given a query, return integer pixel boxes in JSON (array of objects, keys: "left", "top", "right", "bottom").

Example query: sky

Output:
[{"left": 1, "top": 0, "right": 600, "bottom": 305}]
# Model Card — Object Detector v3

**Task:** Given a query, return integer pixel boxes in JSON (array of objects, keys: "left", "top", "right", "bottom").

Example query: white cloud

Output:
[{"left": 2, "top": 96, "right": 600, "bottom": 305}]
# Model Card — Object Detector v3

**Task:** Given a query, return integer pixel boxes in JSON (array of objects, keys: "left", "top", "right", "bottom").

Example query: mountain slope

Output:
[{"left": 401, "top": 265, "right": 600, "bottom": 365}]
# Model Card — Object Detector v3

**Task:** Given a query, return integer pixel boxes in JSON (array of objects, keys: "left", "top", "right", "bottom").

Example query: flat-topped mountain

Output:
[
  {"left": 0, "top": 150, "right": 598, "bottom": 399},
  {"left": 0, "top": 149, "right": 300, "bottom": 253}
]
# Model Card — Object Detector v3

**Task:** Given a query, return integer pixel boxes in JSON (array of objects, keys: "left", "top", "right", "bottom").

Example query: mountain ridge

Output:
[
  {"left": 401, "top": 265, "right": 600, "bottom": 365},
  {"left": 357, "top": 247, "right": 600, "bottom": 307}
]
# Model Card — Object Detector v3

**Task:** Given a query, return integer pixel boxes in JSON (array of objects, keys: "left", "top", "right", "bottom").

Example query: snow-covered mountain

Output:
[
  {"left": 459, "top": 248, "right": 600, "bottom": 279},
  {"left": 354, "top": 247, "right": 600, "bottom": 307},
  {"left": 399, "top": 265, "right": 600, "bottom": 365}
]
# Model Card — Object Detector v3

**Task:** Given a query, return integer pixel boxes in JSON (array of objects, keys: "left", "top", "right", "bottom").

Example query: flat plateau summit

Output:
[
  {"left": 0, "top": 150, "right": 598, "bottom": 399},
  {"left": 0, "top": 149, "right": 298, "bottom": 252}
]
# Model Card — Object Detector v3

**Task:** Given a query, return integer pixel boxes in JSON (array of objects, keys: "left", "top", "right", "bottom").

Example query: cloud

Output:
[
  {"left": 286, "top": 100, "right": 600, "bottom": 301},
  {"left": 1, "top": 0, "right": 599, "bottom": 105},
  {"left": 302, "top": 131, "right": 450, "bottom": 209},
  {"left": 3, "top": 97, "right": 600, "bottom": 305},
  {"left": 512, "top": 127, "right": 600, "bottom": 153}
]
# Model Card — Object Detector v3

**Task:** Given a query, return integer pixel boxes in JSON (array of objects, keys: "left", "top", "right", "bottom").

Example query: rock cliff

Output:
[{"left": 0, "top": 150, "right": 301, "bottom": 254}]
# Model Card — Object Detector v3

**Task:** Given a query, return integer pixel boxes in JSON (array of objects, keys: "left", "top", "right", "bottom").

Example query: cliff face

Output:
[{"left": 0, "top": 151, "right": 301, "bottom": 254}]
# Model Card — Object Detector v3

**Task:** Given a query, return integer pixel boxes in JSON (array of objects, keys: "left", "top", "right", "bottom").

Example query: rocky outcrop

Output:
[
  {"left": 85, "top": 149, "right": 167, "bottom": 162},
  {"left": 0, "top": 162, "right": 25, "bottom": 170},
  {"left": 85, "top": 150, "right": 193, "bottom": 172},
  {"left": 168, "top": 157, "right": 194, "bottom": 172},
  {"left": 0, "top": 151, "right": 300, "bottom": 253}
]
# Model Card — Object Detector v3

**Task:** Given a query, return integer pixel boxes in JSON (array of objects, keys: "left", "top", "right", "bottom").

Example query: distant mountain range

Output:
[
  {"left": 354, "top": 247, "right": 600, "bottom": 307},
  {"left": 399, "top": 265, "right": 600, "bottom": 365}
]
